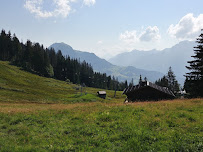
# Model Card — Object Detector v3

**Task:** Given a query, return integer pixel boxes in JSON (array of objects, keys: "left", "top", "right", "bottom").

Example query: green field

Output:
[
  {"left": 0, "top": 61, "right": 203, "bottom": 151},
  {"left": 0, "top": 61, "right": 124, "bottom": 103}
]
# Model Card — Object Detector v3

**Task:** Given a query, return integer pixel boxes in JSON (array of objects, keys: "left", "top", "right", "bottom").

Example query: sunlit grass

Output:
[
  {"left": 0, "top": 61, "right": 202, "bottom": 151},
  {"left": 0, "top": 61, "right": 125, "bottom": 103},
  {"left": 0, "top": 99, "right": 202, "bottom": 151}
]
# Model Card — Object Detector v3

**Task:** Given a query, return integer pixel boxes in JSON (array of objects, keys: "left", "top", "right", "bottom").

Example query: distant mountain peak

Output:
[
  {"left": 50, "top": 42, "right": 73, "bottom": 50},
  {"left": 49, "top": 42, "right": 164, "bottom": 84},
  {"left": 108, "top": 40, "right": 195, "bottom": 85}
]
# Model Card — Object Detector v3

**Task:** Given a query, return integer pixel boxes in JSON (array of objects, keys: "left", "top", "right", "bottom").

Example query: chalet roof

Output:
[{"left": 123, "top": 81, "right": 175, "bottom": 101}]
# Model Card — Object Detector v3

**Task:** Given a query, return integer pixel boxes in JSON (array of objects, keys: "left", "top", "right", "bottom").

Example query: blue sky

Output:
[{"left": 0, "top": 0, "right": 203, "bottom": 59}]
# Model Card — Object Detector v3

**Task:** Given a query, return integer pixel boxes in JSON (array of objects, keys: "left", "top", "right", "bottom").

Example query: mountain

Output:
[
  {"left": 49, "top": 43, "right": 164, "bottom": 84},
  {"left": 108, "top": 41, "right": 195, "bottom": 85},
  {"left": 49, "top": 42, "right": 112, "bottom": 70}
]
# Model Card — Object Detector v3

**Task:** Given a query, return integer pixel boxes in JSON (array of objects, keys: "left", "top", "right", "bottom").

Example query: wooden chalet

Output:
[
  {"left": 97, "top": 91, "right": 106, "bottom": 99},
  {"left": 123, "top": 81, "right": 175, "bottom": 101}
]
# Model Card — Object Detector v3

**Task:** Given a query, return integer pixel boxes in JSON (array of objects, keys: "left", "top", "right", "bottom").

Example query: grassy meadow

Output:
[
  {"left": 0, "top": 61, "right": 124, "bottom": 103},
  {"left": 0, "top": 61, "right": 203, "bottom": 151}
]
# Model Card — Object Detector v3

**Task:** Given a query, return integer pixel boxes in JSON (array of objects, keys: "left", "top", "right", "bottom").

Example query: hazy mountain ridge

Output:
[
  {"left": 109, "top": 41, "right": 195, "bottom": 85},
  {"left": 49, "top": 43, "right": 164, "bottom": 84}
]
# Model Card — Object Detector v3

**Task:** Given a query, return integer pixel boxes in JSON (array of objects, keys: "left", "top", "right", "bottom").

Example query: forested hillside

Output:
[{"left": 0, "top": 30, "right": 127, "bottom": 90}]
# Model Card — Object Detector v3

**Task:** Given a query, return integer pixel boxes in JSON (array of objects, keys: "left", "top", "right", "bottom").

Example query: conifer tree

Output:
[
  {"left": 124, "top": 80, "right": 128, "bottom": 88},
  {"left": 185, "top": 29, "right": 203, "bottom": 97},
  {"left": 167, "top": 67, "right": 179, "bottom": 93},
  {"left": 155, "top": 75, "right": 168, "bottom": 87},
  {"left": 155, "top": 67, "right": 179, "bottom": 93}
]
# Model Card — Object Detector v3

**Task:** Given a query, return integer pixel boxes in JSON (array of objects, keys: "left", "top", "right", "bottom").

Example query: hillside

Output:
[
  {"left": 0, "top": 61, "right": 123, "bottom": 103},
  {"left": 109, "top": 41, "right": 195, "bottom": 85},
  {"left": 49, "top": 43, "right": 164, "bottom": 83}
]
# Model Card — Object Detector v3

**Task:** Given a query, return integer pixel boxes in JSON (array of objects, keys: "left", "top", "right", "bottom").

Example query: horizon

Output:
[
  {"left": 50, "top": 39, "right": 195, "bottom": 60},
  {"left": 0, "top": 0, "right": 202, "bottom": 59}
]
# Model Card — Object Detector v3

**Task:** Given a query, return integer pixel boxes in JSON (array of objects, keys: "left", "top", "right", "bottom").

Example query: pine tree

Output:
[
  {"left": 185, "top": 29, "right": 203, "bottom": 97},
  {"left": 155, "top": 75, "right": 168, "bottom": 87},
  {"left": 124, "top": 80, "right": 128, "bottom": 88},
  {"left": 167, "top": 67, "right": 179, "bottom": 93},
  {"left": 155, "top": 67, "right": 179, "bottom": 93},
  {"left": 11, "top": 34, "right": 22, "bottom": 64}
]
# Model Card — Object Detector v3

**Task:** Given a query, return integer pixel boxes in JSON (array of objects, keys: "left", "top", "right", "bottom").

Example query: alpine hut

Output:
[
  {"left": 97, "top": 91, "right": 106, "bottom": 99},
  {"left": 123, "top": 81, "right": 175, "bottom": 101}
]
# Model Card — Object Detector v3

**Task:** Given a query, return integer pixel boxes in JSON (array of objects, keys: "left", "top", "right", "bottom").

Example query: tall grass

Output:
[{"left": 0, "top": 99, "right": 202, "bottom": 151}]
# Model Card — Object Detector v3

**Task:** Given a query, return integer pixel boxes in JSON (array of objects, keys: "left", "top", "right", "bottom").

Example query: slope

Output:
[{"left": 0, "top": 61, "right": 123, "bottom": 103}]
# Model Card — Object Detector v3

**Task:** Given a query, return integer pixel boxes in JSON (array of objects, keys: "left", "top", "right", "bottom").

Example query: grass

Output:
[
  {"left": 0, "top": 61, "right": 124, "bottom": 103},
  {"left": 0, "top": 61, "right": 203, "bottom": 151},
  {"left": 0, "top": 99, "right": 202, "bottom": 151}
]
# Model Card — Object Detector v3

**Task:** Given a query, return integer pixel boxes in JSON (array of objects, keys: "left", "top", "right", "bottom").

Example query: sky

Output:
[{"left": 0, "top": 0, "right": 203, "bottom": 59}]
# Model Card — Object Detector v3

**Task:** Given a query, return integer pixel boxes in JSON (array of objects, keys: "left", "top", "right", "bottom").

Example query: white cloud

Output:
[
  {"left": 168, "top": 13, "right": 203, "bottom": 40},
  {"left": 140, "top": 26, "right": 161, "bottom": 42},
  {"left": 24, "top": 0, "right": 77, "bottom": 18},
  {"left": 83, "top": 0, "right": 96, "bottom": 6},
  {"left": 119, "top": 30, "right": 138, "bottom": 43},
  {"left": 120, "top": 26, "right": 161, "bottom": 43},
  {"left": 97, "top": 40, "right": 103, "bottom": 44}
]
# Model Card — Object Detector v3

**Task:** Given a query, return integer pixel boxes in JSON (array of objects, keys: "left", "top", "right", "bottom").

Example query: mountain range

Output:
[
  {"left": 49, "top": 41, "right": 195, "bottom": 85},
  {"left": 109, "top": 41, "right": 195, "bottom": 85},
  {"left": 49, "top": 43, "right": 164, "bottom": 84}
]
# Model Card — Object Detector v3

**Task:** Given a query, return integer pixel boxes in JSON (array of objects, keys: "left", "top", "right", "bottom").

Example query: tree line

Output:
[
  {"left": 155, "top": 67, "right": 180, "bottom": 94},
  {"left": 0, "top": 29, "right": 128, "bottom": 90}
]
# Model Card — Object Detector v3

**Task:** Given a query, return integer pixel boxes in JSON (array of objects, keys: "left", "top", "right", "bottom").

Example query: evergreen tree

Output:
[
  {"left": 167, "top": 67, "right": 180, "bottom": 93},
  {"left": 0, "top": 30, "right": 12, "bottom": 60},
  {"left": 23, "top": 40, "right": 33, "bottom": 70},
  {"left": 155, "top": 67, "right": 179, "bottom": 93},
  {"left": 155, "top": 75, "right": 168, "bottom": 88},
  {"left": 107, "top": 76, "right": 112, "bottom": 89},
  {"left": 124, "top": 80, "right": 128, "bottom": 88},
  {"left": 11, "top": 34, "right": 22, "bottom": 64},
  {"left": 185, "top": 29, "right": 203, "bottom": 97}
]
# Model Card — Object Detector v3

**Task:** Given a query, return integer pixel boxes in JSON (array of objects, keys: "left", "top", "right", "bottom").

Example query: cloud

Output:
[
  {"left": 97, "top": 40, "right": 103, "bottom": 44},
  {"left": 83, "top": 0, "right": 96, "bottom": 6},
  {"left": 168, "top": 13, "right": 203, "bottom": 40},
  {"left": 24, "top": 0, "right": 51, "bottom": 18},
  {"left": 24, "top": 0, "right": 94, "bottom": 18},
  {"left": 120, "top": 26, "right": 161, "bottom": 43},
  {"left": 119, "top": 30, "right": 138, "bottom": 43},
  {"left": 140, "top": 26, "right": 161, "bottom": 42}
]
